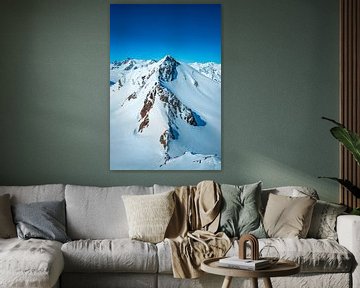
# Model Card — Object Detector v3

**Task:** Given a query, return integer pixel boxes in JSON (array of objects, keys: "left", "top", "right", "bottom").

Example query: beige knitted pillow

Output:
[
  {"left": 263, "top": 193, "right": 316, "bottom": 238},
  {"left": 122, "top": 191, "right": 175, "bottom": 243}
]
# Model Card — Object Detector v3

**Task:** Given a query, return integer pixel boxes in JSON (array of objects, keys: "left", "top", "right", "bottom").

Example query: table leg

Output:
[
  {"left": 251, "top": 278, "right": 258, "bottom": 288},
  {"left": 221, "top": 276, "right": 233, "bottom": 288},
  {"left": 263, "top": 277, "right": 273, "bottom": 288}
]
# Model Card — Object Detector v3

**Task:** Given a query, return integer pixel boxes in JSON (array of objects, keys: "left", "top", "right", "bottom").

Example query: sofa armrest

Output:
[{"left": 337, "top": 215, "right": 360, "bottom": 288}]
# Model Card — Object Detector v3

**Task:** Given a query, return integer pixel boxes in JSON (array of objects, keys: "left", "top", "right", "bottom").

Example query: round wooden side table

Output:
[{"left": 201, "top": 257, "right": 300, "bottom": 288}]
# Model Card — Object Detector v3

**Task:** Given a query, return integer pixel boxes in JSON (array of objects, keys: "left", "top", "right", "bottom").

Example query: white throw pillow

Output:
[{"left": 122, "top": 191, "right": 175, "bottom": 243}]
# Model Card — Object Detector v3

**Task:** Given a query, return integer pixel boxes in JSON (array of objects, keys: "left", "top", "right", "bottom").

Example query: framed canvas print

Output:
[{"left": 110, "top": 4, "right": 221, "bottom": 170}]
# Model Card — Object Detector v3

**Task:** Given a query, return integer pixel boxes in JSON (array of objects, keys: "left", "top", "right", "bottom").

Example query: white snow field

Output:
[{"left": 110, "top": 55, "right": 221, "bottom": 170}]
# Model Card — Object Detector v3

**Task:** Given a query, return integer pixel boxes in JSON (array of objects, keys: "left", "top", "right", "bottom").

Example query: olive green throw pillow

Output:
[
  {"left": 0, "top": 194, "right": 16, "bottom": 238},
  {"left": 218, "top": 182, "right": 266, "bottom": 238},
  {"left": 263, "top": 194, "right": 316, "bottom": 238}
]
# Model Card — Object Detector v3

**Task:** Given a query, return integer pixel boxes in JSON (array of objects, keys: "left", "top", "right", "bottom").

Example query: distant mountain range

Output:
[{"left": 110, "top": 55, "right": 221, "bottom": 170}]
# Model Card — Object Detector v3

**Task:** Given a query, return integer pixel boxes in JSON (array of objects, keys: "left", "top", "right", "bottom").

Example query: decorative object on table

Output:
[
  {"left": 259, "top": 245, "right": 280, "bottom": 265},
  {"left": 319, "top": 117, "right": 360, "bottom": 211},
  {"left": 238, "top": 233, "right": 259, "bottom": 260},
  {"left": 219, "top": 234, "right": 275, "bottom": 270},
  {"left": 110, "top": 4, "right": 222, "bottom": 170},
  {"left": 236, "top": 234, "right": 277, "bottom": 269}
]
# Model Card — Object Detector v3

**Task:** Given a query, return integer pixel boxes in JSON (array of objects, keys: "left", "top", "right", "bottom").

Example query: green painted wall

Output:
[{"left": 0, "top": 0, "right": 339, "bottom": 202}]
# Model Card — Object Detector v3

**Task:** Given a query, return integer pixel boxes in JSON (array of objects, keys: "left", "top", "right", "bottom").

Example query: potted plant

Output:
[{"left": 320, "top": 117, "right": 360, "bottom": 215}]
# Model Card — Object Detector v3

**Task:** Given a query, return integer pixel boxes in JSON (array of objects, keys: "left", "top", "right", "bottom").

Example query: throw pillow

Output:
[
  {"left": 0, "top": 194, "right": 16, "bottom": 238},
  {"left": 307, "top": 200, "right": 347, "bottom": 240},
  {"left": 263, "top": 193, "right": 316, "bottom": 238},
  {"left": 12, "top": 200, "right": 70, "bottom": 243},
  {"left": 122, "top": 190, "right": 175, "bottom": 243},
  {"left": 218, "top": 182, "right": 266, "bottom": 238}
]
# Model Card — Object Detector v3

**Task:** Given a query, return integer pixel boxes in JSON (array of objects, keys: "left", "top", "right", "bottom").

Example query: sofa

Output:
[{"left": 0, "top": 183, "right": 359, "bottom": 288}]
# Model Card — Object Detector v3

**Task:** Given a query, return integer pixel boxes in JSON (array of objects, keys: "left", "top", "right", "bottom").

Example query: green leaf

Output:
[
  {"left": 322, "top": 117, "right": 360, "bottom": 165},
  {"left": 330, "top": 127, "right": 360, "bottom": 165},
  {"left": 351, "top": 208, "right": 360, "bottom": 215},
  {"left": 318, "top": 177, "right": 360, "bottom": 198},
  {"left": 321, "top": 116, "right": 344, "bottom": 127}
]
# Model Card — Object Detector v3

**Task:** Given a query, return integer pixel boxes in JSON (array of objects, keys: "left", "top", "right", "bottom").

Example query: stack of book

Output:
[{"left": 218, "top": 257, "right": 271, "bottom": 270}]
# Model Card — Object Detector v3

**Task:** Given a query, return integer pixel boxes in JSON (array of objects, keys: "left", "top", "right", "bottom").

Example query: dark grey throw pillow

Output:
[
  {"left": 0, "top": 194, "right": 17, "bottom": 238},
  {"left": 218, "top": 182, "right": 266, "bottom": 238},
  {"left": 12, "top": 200, "right": 70, "bottom": 243}
]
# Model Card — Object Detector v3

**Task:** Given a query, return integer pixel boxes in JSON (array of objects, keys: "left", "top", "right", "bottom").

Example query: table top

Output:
[{"left": 201, "top": 257, "right": 300, "bottom": 278}]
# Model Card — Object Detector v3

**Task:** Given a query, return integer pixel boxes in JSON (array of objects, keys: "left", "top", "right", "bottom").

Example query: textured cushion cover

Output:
[
  {"left": 122, "top": 191, "right": 175, "bottom": 243},
  {"left": 218, "top": 182, "right": 266, "bottom": 238},
  {"left": 307, "top": 200, "right": 347, "bottom": 240},
  {"left": 65, "top": 185, "right": 153, "bottom": 239},
  {"left": 0, "top": 238, "right": 64, "bottom": 288},
  {"left": 61, "top": 239, "right": 158, "bottom": 273},
  {"left": 12, "top": 200, "right": 70, "bottom": 243},
  {"left": 263, "top": 193, "right": 316, "bottom": 238},
  {"left": 0, "top": 194, "right": 16, "bottom": 238}
]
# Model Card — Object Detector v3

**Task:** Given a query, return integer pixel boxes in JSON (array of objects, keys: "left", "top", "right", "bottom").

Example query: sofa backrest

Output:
[
  {"left": 0, "top": 184, "right": 320, "bottom": 240},
  {"left": 0, "top": 184, "right": 65, "bottom": 204},
  {"left": 65, "top": 184, "right": 154, "bottom": 240},
  {"left": 153, "top": 184, "right": 176, "bottom": 194}
]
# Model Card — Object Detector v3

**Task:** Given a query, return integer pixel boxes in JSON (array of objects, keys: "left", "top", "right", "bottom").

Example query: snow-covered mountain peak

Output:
[
  {"left": 160, "top": 55, "right": 178, "bottom": 63},
  {"left": 158, "top": 55, "right": 180, "bottom": 82},
  {"left": 110, "top": 55, "right": 221, "bottom": 170}
]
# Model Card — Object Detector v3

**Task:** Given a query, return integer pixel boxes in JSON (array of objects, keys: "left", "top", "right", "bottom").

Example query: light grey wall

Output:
[{"left": 0, "top": 0, "right": 339, "bottom": 202}]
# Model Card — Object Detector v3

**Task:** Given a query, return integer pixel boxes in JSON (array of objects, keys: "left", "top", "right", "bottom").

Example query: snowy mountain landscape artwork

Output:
[{"left": 110, "top": 4, "right": 221, "bottom": 170}]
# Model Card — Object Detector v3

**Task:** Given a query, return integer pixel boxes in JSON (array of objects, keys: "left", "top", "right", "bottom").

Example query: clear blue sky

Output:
[{"left": 110, "top": 4, "right": 221, "bottom": 63}]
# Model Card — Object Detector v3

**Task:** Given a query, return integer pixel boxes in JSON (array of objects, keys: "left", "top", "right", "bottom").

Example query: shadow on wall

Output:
[{"left": 237, "top": 150, "right": 338, "bottom": 203}]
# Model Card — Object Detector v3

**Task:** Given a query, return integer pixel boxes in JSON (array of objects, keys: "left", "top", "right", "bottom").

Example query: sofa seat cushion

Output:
[
  {"left": 232, "top": 238, "right": 353, "bottom": 273},
  {"left": 157, "top": 238, "right": 353, "bottom": 274},
  {"left": 0, "top": 238, "right": 64, "bottom": 288},
  {"left": 61, "top": 239, "right": 158, "bottom": 273}
]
